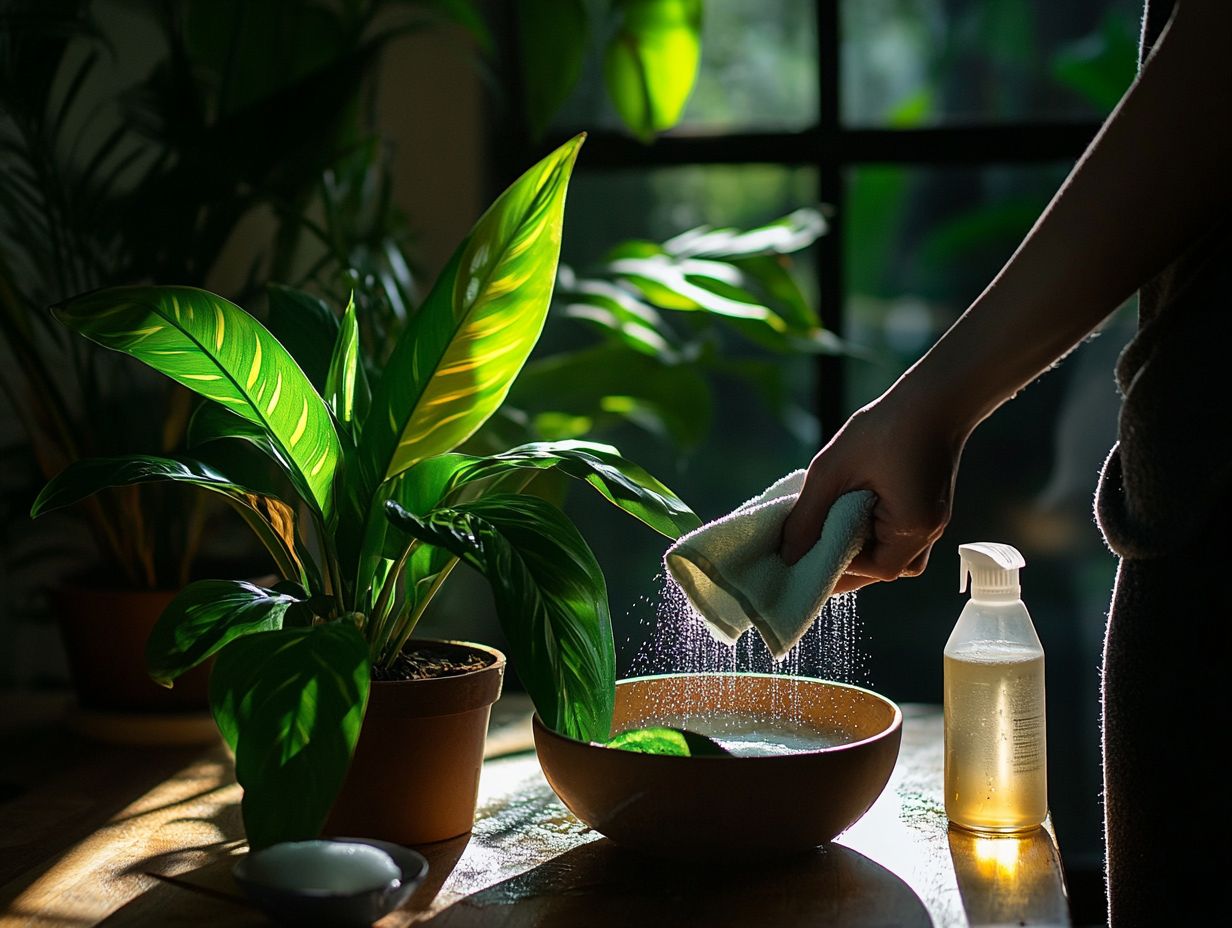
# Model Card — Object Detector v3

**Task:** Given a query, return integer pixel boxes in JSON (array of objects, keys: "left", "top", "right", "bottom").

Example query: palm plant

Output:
[{"left": 32, "top": 136, "right": 701, "bottom": 848}]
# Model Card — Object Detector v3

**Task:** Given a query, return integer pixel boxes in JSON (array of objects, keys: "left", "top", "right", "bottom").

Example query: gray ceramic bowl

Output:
[
  {"left": 233, "top": 838, "right": 428, "bottom": 927},
  {"left": 535, "top": 673, "right": 903, "bottom": 858}
]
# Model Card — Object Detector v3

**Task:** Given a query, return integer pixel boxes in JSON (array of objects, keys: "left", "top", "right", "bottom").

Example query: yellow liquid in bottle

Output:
[{"left": 944, "top": 643, "right": 1047, "bottom": 832}]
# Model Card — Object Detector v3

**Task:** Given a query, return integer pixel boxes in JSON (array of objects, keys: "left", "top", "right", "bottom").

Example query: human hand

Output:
[{"left": 780, "top": 391, "right": 967, "bottom": 593}]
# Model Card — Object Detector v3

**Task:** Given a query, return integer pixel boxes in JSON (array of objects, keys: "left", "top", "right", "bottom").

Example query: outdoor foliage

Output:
[
  {"left": 503, "top": 207, "right": 836, "bottom": 453},
  {"left": 517, "top": 0, "right": 703, "bottom": 141}
]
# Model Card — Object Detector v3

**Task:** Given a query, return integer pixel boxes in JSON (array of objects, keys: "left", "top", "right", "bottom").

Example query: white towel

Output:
[{"left": 664, "top": 471, "right": 875, "bottom": 659}]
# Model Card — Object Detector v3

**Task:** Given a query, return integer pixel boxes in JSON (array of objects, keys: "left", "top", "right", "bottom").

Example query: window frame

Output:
[{"left": 503, "top": 0, "right": 1107, "bottom": 435}]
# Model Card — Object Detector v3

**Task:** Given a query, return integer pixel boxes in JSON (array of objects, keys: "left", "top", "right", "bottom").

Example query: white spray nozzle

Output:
[{"left": 959, "top": 542, "right": 1026, "bottom": 598}]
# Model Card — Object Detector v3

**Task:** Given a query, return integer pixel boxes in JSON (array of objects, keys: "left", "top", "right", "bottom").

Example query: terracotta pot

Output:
[
  {"left": 54, "top": 585, "right": 212, "bottom": 712},
  {"left": 324, "top": 639, "right": 505, "bottom": 845},
  {"left": 534, "top": 673, "right": 903, "bottom": 858}
]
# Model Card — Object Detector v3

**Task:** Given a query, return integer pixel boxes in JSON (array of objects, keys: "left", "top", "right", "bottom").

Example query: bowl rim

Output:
[
  {"left": 534, "top": 672, "right": 903, "bottom": 760},
  {"left": 232, "top": 837, "right": 428, "bottom": 900}
]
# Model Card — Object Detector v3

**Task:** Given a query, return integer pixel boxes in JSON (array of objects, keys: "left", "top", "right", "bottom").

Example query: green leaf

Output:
[
  {"left": 187, "top": 401, "right": 294, "bottom": 474},
  {"left": 53, "top": 286, "right": 341, "bottom": 520},
  {"left": 517, "top": 0, "right": 588, "bottom": 140},
  {"left": 147, "top": 580, "right": 302, "bottom": 686},
  {"left": 609, "top": 254, "right": 789, "bottom": 329},
  {"left": 662, "top": 209, "right": 827, "bottom": 260},
  {"left": 325, "top": 293, "right": 368, "bottom": 428},
  {"left": 265, "top": 284, "right": 340, "bottom": 393},
  {"left": 605, "top": 726, "right": 731, "bottom": 756},
  {"left": 359, "top": 134, "right": 584, "bottom": 491},
  {"left": 29, "top": 452, "right": 312, "bottom": 588},
  {"left": 386, "top": 494, "right": 614, "bottom": 741},
  {"left": 403, "top": 440, "right": 699, "bottom": 539},
  {"left": 729, "top": 254, "right": 820, "bottom": 332},
  {"left": 30, "top": 453, "right": 286, "bottom": 517},
  {"left": 210, "top": 622, "right": 370, "bottom": 849},
  {"left": 685, "top": 272, "right": 840, "bottom": 355},
  {"left": 558, "top": 274, "right": 681, "bottom": 360},
  {"left": 604, "top": 0, "right": 702, "bottom": 141}
]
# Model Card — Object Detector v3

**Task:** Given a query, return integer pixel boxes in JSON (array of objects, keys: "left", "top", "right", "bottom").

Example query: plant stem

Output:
[
  {"left": 385, "top": 556, "right": 459, "bottom": 664},
  {"left": 368, "top": 542, "right": 414, "bottom": 661}
]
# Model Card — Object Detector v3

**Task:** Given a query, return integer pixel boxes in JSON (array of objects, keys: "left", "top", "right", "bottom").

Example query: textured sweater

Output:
[{"left": 1094, "top": 0, "right": 1232, "bottom": 558}]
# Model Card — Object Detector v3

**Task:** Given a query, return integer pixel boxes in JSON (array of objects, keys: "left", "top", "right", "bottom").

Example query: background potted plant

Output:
[{"left": 32, "top": 135, "right": 701, "bottom": 847}]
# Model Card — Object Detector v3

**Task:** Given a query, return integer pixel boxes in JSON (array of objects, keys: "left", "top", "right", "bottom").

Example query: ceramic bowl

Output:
[
  {"left": 534, "top": 673, "right": 902, "bottom": 858},
  {"left": 233, "top": 838, "right": 428, "bottom": 927}
]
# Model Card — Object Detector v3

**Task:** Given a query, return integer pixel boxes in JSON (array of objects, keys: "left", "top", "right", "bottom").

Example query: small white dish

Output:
[{"left": 233, "top": 838, "right": 428, "bottom": 927}]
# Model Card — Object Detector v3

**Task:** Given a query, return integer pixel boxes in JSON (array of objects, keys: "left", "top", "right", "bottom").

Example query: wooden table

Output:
[{"left": 0, "top": 695, "right": 1069, "bottom": 927}]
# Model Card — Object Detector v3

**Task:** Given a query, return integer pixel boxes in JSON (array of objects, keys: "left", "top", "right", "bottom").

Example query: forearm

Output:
[{"left": 891, "top": 0, "right": 1232, "bottom": 438}]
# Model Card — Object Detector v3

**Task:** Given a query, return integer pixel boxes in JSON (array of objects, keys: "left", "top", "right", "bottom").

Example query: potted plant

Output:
[{"left": 32, "top": 135, "right": 700, "bottom": 847}]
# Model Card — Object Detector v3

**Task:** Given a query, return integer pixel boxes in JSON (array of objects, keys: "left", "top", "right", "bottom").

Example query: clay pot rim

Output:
[
  {"left": 364, "top": 638, "right": 506, "bottom": 720},
  {"left": 533, "top": 672, "right": 903, "bottom": 761},
  {"left": 370, "top": 638, "right": 507, "bottom": 686}
]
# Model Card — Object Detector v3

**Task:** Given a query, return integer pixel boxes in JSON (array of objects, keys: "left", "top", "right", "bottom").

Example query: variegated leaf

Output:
[
  {"left": 359, "top": 134, "right": 584, "bottom": 495},
  {"left": 53, "top": 286, "right": 340, "bottom": 519}
]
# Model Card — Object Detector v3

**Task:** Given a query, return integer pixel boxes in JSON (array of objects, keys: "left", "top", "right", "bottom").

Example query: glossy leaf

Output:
[
  {"left": 401, "top": 440, "right": 699, "bottom": 540},
  {"left": 210, "top": 622, "right": 370, "bottom": 849},
  {"left": 226, "top": 495, "right": 313, "bottom": 590},
  {"left": 53, "top": 286, "right": 341, "bottom": 519},
  {"left": 386, "top": 494, "right": 614, "bottom": 741},
  {"left": 187, "top": 401, "right": 293, "bottom": 474},
  {"left": 518, "top": 0, "right": 588, "bottom": 139},
  {"left": 604, "top": 0, "right": 702, "bottom": 141},
  {"left": 729, "top": 254, "right": 821, "bottom": 332},
  {"left": 608, "top": 255, "right": 788, "bottom": 328},
  {"left": 558, "top": 273, "right": 681, "bottom": 360},
  {"left": 605, "top": 726, "right": 731, "bottom": 756},
  {"left": 662, "top": 209, "right": 827, "bottom": 260},
  {"left": 325, "top": 294, "right": 367, "bottom": 427},
  {"left": 359, "top": 135, "right": 584, "bottom": 492},
  {"left": 686, "top": 273, "right": 840, "bottom": 354},
  {"left": 30, "top": 453, "right": 286, "bottom": 517},
  {"left": 147, "top": 580, "right": 302, "bottom": 685},
  {"left": 28, "top": 451, "right": 310, "bottom": 586},
  {"left": 568, "top": 211, "right": 837, "bottom": 356}
]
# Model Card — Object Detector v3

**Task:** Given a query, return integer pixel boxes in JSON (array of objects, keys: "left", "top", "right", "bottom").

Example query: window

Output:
[{"left": 503, "top": 0, "right": 1140, "bottom": 884}]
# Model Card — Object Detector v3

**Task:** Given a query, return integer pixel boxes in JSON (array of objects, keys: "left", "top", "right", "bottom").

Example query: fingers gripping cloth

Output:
[{"left": 664, "top": 471, "right": 876, "bottom": 659}]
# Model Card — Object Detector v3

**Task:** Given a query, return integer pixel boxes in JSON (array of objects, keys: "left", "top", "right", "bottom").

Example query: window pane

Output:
[
  {"left": 842, "top": 162, "right": 1133, "bottom": 866},
  {"left": 552, "top": 164, "right": 820, "bottom": 662},
  {"left": 553, "top": 1, "right": 818, "bottom": 135},
  {"left": 564, "top": 164, "right": 819, "bottom": 265},
  {"left": 844, "top": 164, "right": 1071, "bottom": 406},
  {"left": 841, "top": 0, "right": 1141, "bottom": 126}
]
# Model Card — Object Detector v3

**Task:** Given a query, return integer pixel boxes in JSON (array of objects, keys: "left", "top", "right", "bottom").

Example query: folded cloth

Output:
[{"left": 664, "top": 470, "right": 875, "bottom": 659}]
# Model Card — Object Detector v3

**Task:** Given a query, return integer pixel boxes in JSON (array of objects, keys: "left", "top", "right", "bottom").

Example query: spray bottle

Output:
[{"left": 944, "top": 542, "right": 1047, "bottom": 832}]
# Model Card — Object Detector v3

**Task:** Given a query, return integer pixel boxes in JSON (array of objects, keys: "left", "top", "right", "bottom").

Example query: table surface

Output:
[{"left": 0, "top": 694, "right": 1070, "bottom": 927}]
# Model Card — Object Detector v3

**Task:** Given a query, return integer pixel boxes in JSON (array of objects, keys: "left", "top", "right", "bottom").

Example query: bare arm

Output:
[{"left": 782, "top": 0, "right": 1232, "bottom": 581}]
